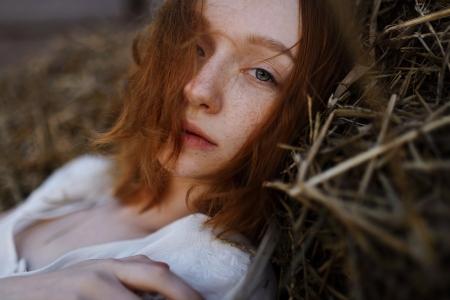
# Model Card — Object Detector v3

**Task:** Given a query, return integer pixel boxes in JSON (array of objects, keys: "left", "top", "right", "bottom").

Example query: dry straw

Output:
[
  {"left": 0, "top": 26, "right": 133, "bottom": 211},
  {"left": 268, "top": 1, "right": 450, "bottom": 299},
  {"left": 0, "top": 1, "right": 450, "bottom": 300}
]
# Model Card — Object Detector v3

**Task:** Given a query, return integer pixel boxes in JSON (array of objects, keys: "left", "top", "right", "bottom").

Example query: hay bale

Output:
[
  {"left": 270, "top": 1, "right": 450, "bottom": 299},
  {"left": 0, "top": 25, "right": 132, "bottom": 210}
]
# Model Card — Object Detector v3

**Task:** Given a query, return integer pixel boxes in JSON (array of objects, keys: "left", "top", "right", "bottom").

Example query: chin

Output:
[
  {"left": 157, "top": 152, "right": 207, "bottom": 179},
  {"left": 168, "top": 155, "right": 216, "bottom": 179},
  {"left": 158, "top": 145, "right": 227, "bottom": 180}
]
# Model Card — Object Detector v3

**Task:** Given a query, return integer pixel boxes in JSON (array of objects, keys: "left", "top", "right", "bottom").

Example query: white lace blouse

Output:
[{"left": 0, "top": 155, "right": 276, "bottom": 300}]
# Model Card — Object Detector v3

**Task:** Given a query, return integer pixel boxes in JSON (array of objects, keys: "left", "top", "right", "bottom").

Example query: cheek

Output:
[{"left": 222, "top": 87, "right": 275, "bottom": 152}]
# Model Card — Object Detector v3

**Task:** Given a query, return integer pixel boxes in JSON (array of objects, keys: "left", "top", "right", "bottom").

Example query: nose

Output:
[{"left": 184, "top": 56, "right": 224, "bottom": 114}]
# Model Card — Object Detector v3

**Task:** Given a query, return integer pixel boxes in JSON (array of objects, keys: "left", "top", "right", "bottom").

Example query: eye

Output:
[
  {"left": 249, "top": 68, "right": 277, "bottom": 85},
  {"left": 196, "top": 45, "right": 205, "bottom": 57},
  {"left": 255, "top": 69, "right": 273, "bottom": 82}
]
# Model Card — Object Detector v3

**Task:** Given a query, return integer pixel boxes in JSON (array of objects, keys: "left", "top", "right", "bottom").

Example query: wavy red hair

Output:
[{"left": 93, "top": 0, "right": 356, "bottom": 243}]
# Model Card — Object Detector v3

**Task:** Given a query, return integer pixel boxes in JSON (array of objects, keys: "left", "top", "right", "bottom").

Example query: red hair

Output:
[{"left": 93, "top": 0, "right": 356, "bottom": 243}]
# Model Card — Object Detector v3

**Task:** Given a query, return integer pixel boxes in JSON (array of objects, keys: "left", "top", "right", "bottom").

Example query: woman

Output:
[{"left": 0, "top": 0, "right": 353, "bottom": 299}]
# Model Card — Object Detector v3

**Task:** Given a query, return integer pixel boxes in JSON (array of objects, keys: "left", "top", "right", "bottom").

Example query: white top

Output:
[{"left": 0, "top": 155, "right": 276, "bottom": 300}]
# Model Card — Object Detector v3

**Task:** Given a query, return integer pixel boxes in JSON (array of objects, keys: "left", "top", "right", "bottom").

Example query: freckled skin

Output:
[{"left": 159, "top": 0, "right": 300, "bottom": 178}]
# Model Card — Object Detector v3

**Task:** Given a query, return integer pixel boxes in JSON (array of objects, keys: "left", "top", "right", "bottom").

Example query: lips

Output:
[{"left": 182, "top": 121, "right": 217, "bottom": 151}]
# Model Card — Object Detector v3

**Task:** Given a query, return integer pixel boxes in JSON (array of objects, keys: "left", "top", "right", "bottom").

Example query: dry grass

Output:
[
  {"left": 270, "top": 1, "right": 450, "bottom": 299},
  {"left": 0, "top": 25, "right": 132, "bottom": 211},
  {"left": 0, "top": 1, "right": 450, "bottom": 300}
]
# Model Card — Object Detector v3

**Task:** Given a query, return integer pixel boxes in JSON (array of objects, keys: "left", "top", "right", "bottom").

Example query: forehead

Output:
[{"left": 203, "top": 0, "right": 300, "bottom": 49}]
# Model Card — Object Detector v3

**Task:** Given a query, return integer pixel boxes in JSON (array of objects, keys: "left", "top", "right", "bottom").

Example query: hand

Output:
[{"left": 0, "top": 255, "right": 203, "bottom": 300}]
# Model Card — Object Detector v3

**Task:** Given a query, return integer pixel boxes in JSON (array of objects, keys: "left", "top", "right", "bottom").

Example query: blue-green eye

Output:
[{"left": 255, "top": 69, "right": 275, "bottom": 83}]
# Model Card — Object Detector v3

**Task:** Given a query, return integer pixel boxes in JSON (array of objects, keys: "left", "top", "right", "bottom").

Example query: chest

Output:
[{"left": 14, "top": 203, "right": 149, "bottom": 271}]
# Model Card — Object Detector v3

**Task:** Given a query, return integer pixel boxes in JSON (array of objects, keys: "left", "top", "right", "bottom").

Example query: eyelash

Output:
[{"left": 196, "top": 45, "right": 278, "bottom": 86}]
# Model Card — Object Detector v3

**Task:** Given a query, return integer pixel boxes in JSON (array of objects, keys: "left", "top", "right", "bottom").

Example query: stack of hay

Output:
[
  {"left": 0, "top": 26, "right": 132, "bottom": 210},
  {"left": 271, "top": 1, "right": 450, "bottom": 299}
]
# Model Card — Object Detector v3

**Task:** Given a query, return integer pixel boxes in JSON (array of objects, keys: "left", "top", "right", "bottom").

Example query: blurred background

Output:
[
  {"left": 0, "top": 0, "right": 160, "bottom": 69},
  {"left": 0, "top": 0, "right": 166, "bottom": 209}
]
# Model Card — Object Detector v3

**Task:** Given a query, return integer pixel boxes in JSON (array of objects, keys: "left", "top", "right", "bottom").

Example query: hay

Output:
[
  {"left": 270, "top": 1, "right": 450, "bottom": 299},
  {"left": 0, "top": 1, "right": 449, "bottom": 300},
  {"left": 0, "top": 25, "right": 132, "bottom": 211}
]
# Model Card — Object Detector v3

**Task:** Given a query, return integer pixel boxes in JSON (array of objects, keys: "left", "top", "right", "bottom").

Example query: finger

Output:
[
  {"left": 40, "top": 267, "right": 143, "bottom": 300},
  {"left": 88, "top": 283, "right": 142, "bottom": 300},
  {"left": 113, "top": 261, "right": 203, "bottom": 300},
  {"left": 120, "top": 255, "right": 170, "bottom": 270},
  {"left": 90, "top": 276, "right": 143, "bottom": 300}
]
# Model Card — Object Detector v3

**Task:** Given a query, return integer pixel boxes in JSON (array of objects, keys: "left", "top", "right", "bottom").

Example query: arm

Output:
[{"left": 0, "top": 255, "right": 203, "bottom": 300}]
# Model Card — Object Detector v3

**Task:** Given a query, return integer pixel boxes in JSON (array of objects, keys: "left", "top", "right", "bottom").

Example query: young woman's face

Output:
[{"left": 160, "top": 0, "right": 300, "bottom": 179}]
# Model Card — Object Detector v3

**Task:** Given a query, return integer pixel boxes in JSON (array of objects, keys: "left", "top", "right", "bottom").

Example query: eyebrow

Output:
[{"left": 245, "top": 34, "right": 295, "bottom": 60}]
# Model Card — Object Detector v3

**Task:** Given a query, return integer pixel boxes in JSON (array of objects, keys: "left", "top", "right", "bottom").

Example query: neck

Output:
[{"left": 119, "top": 175, "right": 200, "bottom": 233}]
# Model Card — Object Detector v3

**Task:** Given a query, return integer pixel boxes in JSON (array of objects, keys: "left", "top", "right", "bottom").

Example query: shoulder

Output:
[
  {"left": 36, "top": 155, "right": 112, "bottom": 192},
  {"left": 22, "top": 155, "right": 114, "bottom": 210},
  {"left": 0, "top": 210, "right": 14, "bottom": 223},
  {"left": 146, "top": 214, "right": 275, "bottom": 300}
]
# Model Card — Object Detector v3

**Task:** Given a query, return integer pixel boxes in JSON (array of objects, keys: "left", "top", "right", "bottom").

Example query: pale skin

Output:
[{"left": 0, "top": 0, "right": 300, "bottom": 299}]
